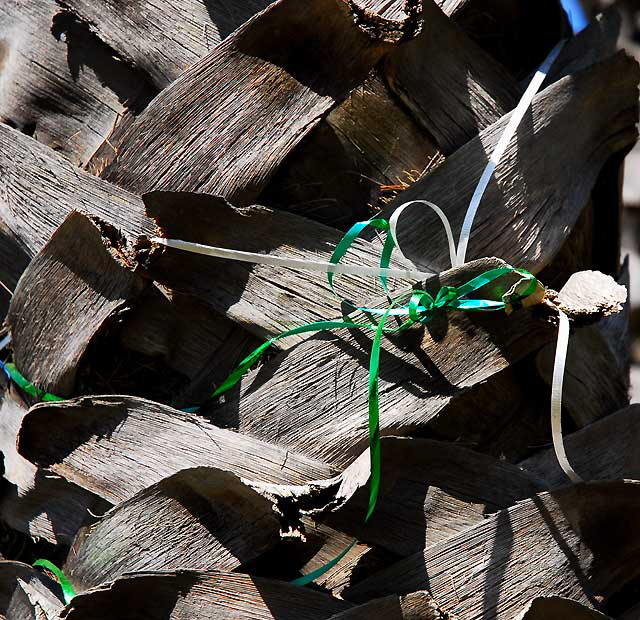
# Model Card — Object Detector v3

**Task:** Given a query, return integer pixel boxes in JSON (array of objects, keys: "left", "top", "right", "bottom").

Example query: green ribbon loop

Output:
[
  {"left": 328, "top": 218, "right": 394, "bottom": 303},
  {"left": 33, "top": 559, "right": 76, "bottom": 604}
]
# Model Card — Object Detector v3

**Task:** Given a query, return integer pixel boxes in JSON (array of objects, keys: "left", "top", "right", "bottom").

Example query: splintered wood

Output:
[{"left": 0, "top": 0, "right": 638, "bottom": 618}]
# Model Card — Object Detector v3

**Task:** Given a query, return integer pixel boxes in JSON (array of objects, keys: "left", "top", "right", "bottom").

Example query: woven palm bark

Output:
[{"left": 0, "top": 0, "right": 638, "bottom": 618}]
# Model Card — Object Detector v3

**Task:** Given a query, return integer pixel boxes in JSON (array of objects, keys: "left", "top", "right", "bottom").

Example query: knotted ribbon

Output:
[{"left": 0, "top": 20, "right": 588, "bottom": 588}]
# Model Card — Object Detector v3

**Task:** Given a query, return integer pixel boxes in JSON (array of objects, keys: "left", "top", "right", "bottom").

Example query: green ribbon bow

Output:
[
  {"left": 209, "top": 218, "right": 539, "bottom": 585},
  {"left": 1, "top": 218, "right": 539, "bottom": 588}
]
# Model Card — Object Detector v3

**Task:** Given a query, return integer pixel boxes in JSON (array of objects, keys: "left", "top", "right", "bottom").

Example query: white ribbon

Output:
[
  {"left": 551, "top": 310, "right": 582, "bottom": 482},
  {"left": 388, "top": 200, "right": 457, "bottom": 268},
  {"left": 455, "top": 39, "right": 566, "bottom": 266},
  {"left": 151, "top": 237, "right": 432, "bottom": 281},
  {"left": 0, "top": 334, "right": 11, "bottom": 353},
  {"left": 155, "top": 39, "right": 580, "bottom": 483}
]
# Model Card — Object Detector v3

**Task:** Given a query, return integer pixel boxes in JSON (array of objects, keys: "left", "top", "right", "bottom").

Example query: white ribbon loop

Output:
[
  {"left": 388, "top": 200, "right": 458, "bottom": 270},
  {"left": 153, "top": 38, "right": 581, "bottom": 485}
]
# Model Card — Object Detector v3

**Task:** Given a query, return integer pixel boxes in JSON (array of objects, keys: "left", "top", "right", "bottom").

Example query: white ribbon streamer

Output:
[
  {"left": 551, "top": 310, "right": 582, "bottom": 483},
  {"left": 0, "top": 334, "right": 11, "bottom": 353},
  {"left": 455, "top": 39, "right": 566, "bottom": 266},
  {"left": 151, "top": 237, "right": 432, "bottom": 282}
]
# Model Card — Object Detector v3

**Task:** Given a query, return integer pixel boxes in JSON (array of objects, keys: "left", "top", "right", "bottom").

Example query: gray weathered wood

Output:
[
  {"left": 328, "top": 592, "right": 455, "bottom": 619},
  {"left": 545, "top": 9, "right": 620, "bottom": 84},
  {"left": 536, "top": 324, "right": 630, "bottom": 427},
  {"left": 555, "top": 270, "right": 627, "bottom": 322},
  {"left": 58, "top": 0, "right": 274, "bottom": 89},
  {"left": 515, "top": 597, "right": 612, "bottom": 620},
  {"left": 383, "top": 0, "right": 519, "bottom": 154},
  {"left": 382, "top": 51, "right": 639, "bottom": 275},
  {"left": 245, "top": 521, "right": 398, "bottom": 595},
  {"left": 519, "top": 405, "right": 640, "bottom": 489},
  {"left": 0, "top": 562, "right": 62, "bottom": 619},
  {"left": 211, "top": 261, "right": 620, "bottom": 468},
  {"left": 0, "top": 123, "right": 152, "bottom": 291},
  {"left": 422, "top": 360, "right": 552, "bottom": 463},
  {"left": 0, "top": 384, "right": 104, "bottom": 545},
  {"left": 63, "top": 570, "right": 352, "bottom": 619},
  {"left": 0, "top": 0, "right": 155, "bottom": 167},
  {"left": 6, "top": 574, "right": 64, "bottom": 620},
  {"left": 8, "top": 211, "right": 148, "bottom": 397},
  {"left": 143, "top": 191, "right": 409, "bottom": 345},
  {"left": 537, "top": 267, "right": 630, "bottom": 427},
  {"left": 260, "top": 73, "right": 442, "bottom": 228},
  {"left": 117, "top": 285, "right": 261, "bottom": 408},
  {"left": 94, "top": 0, "right": 421, "bottom": 201},
  {"left": 324, "top": 437, "right": 544, "bottom": 557},
  {"left": 347, "top": 481, "right": 640, "bottom": 617},
  {"left": 64, "top": 467, "right": 280, "bottom": 592},
  {"left": 0, "top": 128, "right": 258, "bottom": 402},
  {"left": 17, "top": 396, "right": 337, "bottom": 504}
]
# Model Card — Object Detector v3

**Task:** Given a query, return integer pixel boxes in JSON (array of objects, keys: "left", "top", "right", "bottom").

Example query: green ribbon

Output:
[
  {"left": 1, "top": 217, "right": 538, "bottom": 588},
  {"left": 33, "top": 559, "right": 76, "bottom": 604},
  {"left": 210, "top": 218, "right": 540, "bottom": 585},
  {"left": 1, "top": 362, "right": 65, "bottom": 402}
]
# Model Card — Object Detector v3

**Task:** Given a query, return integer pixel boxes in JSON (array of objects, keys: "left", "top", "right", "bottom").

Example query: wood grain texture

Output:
[
  {"left": 243, "top": 521, "right": 398, "bottom": 595},
  {"left": 211, "top": 258, "right": 559, "bottom": 467},
  {"left": 117, "top": 285, "right": 261, "bottom": 408},
  {"left": 63, "top": 570, "right": 352, "bottom": 619},
  {"left": 0, "top": 123, "right": 153, "bottom": 292},
  {"left": 64, "top": 467, "right": 280, "bottom": 592},
  {"left": 420, "top": 360, "right": 552, "bottom": 463},
  {"left": 6, "top": 573, "right": 64, "bottom": 620},
  {"left": 0, "top": 384, "right": 104, "bottom": 545},
  {"left": 545, "top": 9, "right": 620, "bottom": 84},
  {"left": 0, "top": 562, "right": 62, "bottom": 619},
  {"left": 383, "top": 0, "right": 520, "bottom": 154},
  {"left": 536, "top": 324, "right": 630, "bottom": 427},
  {"left": 519, "top": 405, "right": 640, "bottom": 489},
  {"left": 346, "top": 481, "right": 640, "bottom": 617},
  {"left": 515, "top": 597, "right": 612, "bottom": 620},
  {"left": 537, "top": 268, "right": 630, "bottom": 429},
  {"left": 0, "top": 127, "right": 257, "bottom": 404},
  {"left": 324, "top": 438, "right": 544, "bottom": 557},
  {"left": 59, "top": 0, "right": 274, "bottom": 89},
  {"left": 94, "top": 0, "right": 421, "bottom": 201},
  {"left": 0, "top": 0, "right": 155, "bottom": 167},
  {"left": 259, "top": 73, "right": 442, "bottom": 228},
  {"left": 327, "top": 592, "right": 455, "bottom": 619},
  {"left": 382, "top": 51, "right": 639, "bottom": 275},
  {"left": 143, "top": 191, "right": 409, "bottom": 344},
  {"left": 8, "top": 211, "right": 148, "bottom": 396},
  {"left": 17, "top": 396, "right": 337, "bottom": 504}
]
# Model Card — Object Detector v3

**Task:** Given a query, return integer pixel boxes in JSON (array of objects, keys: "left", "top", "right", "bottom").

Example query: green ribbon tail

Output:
[
  {"left": 210, "top": 320, "right": 373, "bottom": 399},
  {"left": 365, "top": 312, "right": 386, "bottom": 522},
  {"left": 290, "top": 540, "right": 357, "bottom": 586},
  {"left": 33, "top": 559, "right": 76, "bottom": 604},
  {"left": 4, "top": 363, "right": 65, "bottom": 402}
]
